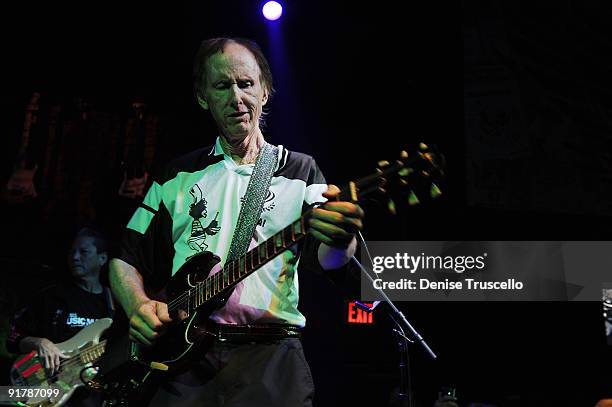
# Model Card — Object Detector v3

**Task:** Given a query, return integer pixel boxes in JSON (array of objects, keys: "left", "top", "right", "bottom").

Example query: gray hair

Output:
[{"left": 192, "top": 37, "right": 275, "bottom": 127}]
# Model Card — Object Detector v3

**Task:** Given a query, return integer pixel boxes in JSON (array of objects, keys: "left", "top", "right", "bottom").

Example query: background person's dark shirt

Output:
[{"left": 7, "top": 282, "right": 111, "bottom": 353}]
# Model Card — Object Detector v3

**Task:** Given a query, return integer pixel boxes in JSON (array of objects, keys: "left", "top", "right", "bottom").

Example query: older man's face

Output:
[{"left": 200, "top": 43, "right": 268, "bottom": 142}]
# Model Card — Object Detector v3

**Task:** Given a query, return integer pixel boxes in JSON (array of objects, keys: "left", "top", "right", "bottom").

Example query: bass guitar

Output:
[
  {"left": 10, "top": 318, "right": 112, "bottom": 407},
  {"left": 94, "top": 145, "right": 445, "bottom": 405}
]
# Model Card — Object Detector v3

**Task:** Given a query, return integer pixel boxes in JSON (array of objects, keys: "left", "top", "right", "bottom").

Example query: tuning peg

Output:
[
  {"left": 377, "top": 160, "right": 390, "bottom": 168},
  {"left": 419, "top": 142, "right": 429, "bottom": 151},
  {"left": 430, "top": 183, "right": 442, "bottom": 199},
  {"left": 387, "top": 199, "right": 397, "bottom": 215},
  {"left": 408, "top": 190, "right": 420, "bottom": 206},
  {"left": 400, "top": 151, "right": 409, "bottom": 159},
  {"left": 398, "top": 168, "right": 414, "bottom": 177}
]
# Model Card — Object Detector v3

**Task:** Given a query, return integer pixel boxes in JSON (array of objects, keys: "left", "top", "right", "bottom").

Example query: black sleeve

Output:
[
  {"left": 111, "top": 147, "right": 217, "bottom": 293},
  {"left": 296, "top": 156, "right": 359, "bottom": 293},
  {"left": 296, "top": 155, "right": 327, "bottom": 275},
  {"left": 112, "top": 178, "right": 174, "bottom": 292},
  {"left": 298, "top": 233, "right": 361, "bottom": 297}
]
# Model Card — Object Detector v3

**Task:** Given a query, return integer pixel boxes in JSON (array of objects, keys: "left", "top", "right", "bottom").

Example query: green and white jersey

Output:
[{"left": 117, "top": 137, "right": 328, "bottom": 327}]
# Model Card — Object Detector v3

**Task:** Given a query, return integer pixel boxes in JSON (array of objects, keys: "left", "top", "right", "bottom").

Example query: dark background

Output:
[{"left": 0, "top": 1, "right": 610, "bottom": 406}]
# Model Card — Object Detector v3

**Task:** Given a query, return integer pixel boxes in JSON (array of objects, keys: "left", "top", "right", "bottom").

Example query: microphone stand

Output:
[
  {"left": 394, "top": 326, "right": 411, "bottom": 407},
  {"left": 353, "top": 255, "right": 437, "bottom": 407}
]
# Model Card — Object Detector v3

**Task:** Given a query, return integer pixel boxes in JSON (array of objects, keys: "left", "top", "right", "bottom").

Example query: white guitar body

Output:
[{"left": 10, "top": 317, "right": 112, "bottom": 407}]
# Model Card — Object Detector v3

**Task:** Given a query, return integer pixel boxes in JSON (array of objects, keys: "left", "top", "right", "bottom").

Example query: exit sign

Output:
[{"left": 346, "top": 301, "right": 374, "bottom": 324}]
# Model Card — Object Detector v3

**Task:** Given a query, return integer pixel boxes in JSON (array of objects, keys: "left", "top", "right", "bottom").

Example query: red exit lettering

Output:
[{"left": 347, "top": 301, "right": 374, "bottom": 324}]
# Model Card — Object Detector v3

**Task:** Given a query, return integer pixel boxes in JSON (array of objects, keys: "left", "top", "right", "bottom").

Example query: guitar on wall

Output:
[
  {"left": 117, "top": 98, "right": 153, "bottom": 200},
  {"left": 2, "top": 92, "right": 41, "bottom": 204},
  {"left": 10, "top": 318, "right": 112, "bottom": 407},
  {"left": 93, "top": 144, "right": 445, "bottom": 405}
]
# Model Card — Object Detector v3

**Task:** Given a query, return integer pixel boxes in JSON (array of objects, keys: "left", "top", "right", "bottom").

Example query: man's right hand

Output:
[
  {"left": 128, "top": 300, "right": 172, "bottom": 347},
  {"left": 35, "top": 338, "right": 69, "bottom": 374}
]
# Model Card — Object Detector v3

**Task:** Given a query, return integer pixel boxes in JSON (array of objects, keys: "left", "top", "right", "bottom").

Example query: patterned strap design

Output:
[{"left": 226, "top": 142, "right": 279, "bottom": 263}]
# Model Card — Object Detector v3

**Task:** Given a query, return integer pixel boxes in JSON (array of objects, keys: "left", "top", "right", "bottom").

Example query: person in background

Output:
[{"left": 7, "top": 227, "right": 113, "bottom": 406}]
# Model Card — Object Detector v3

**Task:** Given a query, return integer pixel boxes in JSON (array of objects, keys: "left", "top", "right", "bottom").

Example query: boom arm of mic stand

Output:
[{"left": 351, "top": 256, "right": 437, "bottom": 360}]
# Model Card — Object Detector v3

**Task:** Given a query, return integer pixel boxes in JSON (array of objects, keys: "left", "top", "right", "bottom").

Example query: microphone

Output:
[{"left": 353, "top": 301, "right": 381, "bottom": 312}]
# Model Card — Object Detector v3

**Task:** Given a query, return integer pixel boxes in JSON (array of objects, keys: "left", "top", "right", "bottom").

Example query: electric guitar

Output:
[
  {"left": 10, "top": 318, "right": 112, "bottom": 407},
  {"left": 94, "top": 145, "right": 445, "bottom": 405},
  {"left": 2, "top": 92, "right": 41, "bottom": 204},
  {"left": 117, "top": 98, "right": 153, "bottom": 200}
]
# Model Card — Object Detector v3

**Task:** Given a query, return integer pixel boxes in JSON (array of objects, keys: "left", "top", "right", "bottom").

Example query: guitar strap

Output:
[{"left": 225, "top": 142, "right": 279, "bottom": 263}]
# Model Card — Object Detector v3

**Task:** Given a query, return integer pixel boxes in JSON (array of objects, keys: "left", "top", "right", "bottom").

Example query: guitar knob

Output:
[
  {"left": 398, "top": 168, "right": 413, "bottom": 177},
  {"left": 430, "top": 183, "right": 442, "bottom": 199},
  {"left": 387, "top": 199, "right": 397, "bottom": 215},
  {"left": 408, "top": 190, "right": 420, "bottom": 206}
]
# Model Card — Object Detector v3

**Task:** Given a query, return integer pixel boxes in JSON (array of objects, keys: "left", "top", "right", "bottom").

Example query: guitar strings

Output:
[
  {"left": 165, "top": 225, "right": 298, "bottom": 312},
  {"left": 165, "top": 259, "right": 237, "bottom": 311},
  {"left": 54, "top": 340, "right": 106, "bottom": 371},
  {"left": 166, "top": 275, "right": 208, "bottom": 311},
  {"left": 21, "top": 341, "right": 106, "bottom": 385},
  {"left": 164, "top": 258, "right": 248, "bottom": 312}
]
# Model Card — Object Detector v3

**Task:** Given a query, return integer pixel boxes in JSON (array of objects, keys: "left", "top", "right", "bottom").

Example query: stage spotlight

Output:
[{"left": 262, "top": 1, "right": 283, "bottom": 21}]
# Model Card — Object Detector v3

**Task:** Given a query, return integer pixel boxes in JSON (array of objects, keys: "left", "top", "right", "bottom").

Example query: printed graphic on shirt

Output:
[
  {"left": 262, "top": 190, "right": 276, "bottom": 213},
  {"left": 187, "top": 184, "right": 221, "bottom": 253},
  {"left": 65, "top": 313, "right": 96, "bottom": 328}
]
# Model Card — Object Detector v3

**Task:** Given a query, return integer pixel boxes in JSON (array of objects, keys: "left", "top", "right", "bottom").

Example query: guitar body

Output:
[
  {"left": 1, "top": 165, "right": 39, "bottom": 204},
  {"left": 10, "top": 317, "right": 112, "bottom": 407},
  {"left": 137, "top": 251, "right": 228, "bottom": 364},
  {"left": 97, "top": 251, "right": 230, "bottom": 405}
]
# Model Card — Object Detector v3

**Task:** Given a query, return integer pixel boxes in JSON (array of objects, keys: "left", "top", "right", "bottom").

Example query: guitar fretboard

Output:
[
  {"left": 170, "top": 216, "right": 308, "bottom": 314},
  {"left": 79, "top": 340, "right": 107, "bottom": 364}
]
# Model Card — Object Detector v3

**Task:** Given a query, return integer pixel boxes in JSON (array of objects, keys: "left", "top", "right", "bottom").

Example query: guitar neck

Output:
[
  {"left": 18, "top": 93, "right": 41, "bottom": 157},
  {"left": 78, "top": 339, "right": 107, "bottom": 364},
  {"left": 174, "top": 214, "right": 309, "bottom": 314}
]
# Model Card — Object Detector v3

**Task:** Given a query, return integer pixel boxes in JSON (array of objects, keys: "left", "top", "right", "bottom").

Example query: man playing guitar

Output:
[
  {"left": 8, "top": 227, "right": 113, "bottom": 406},
  {"left": 108, "top": 37, "right": 364, "bottom": 406}
]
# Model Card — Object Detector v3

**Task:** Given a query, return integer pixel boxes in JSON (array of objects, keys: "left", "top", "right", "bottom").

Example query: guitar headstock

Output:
[
  {"left": 23, "top": 92, "right": 41, "bottom": 129},
  {"left": 339, "top": 143, "right": 445, "bottom": 213},
  {"left": 26, "top": 92, "right": 40, "bottom": 110}
]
